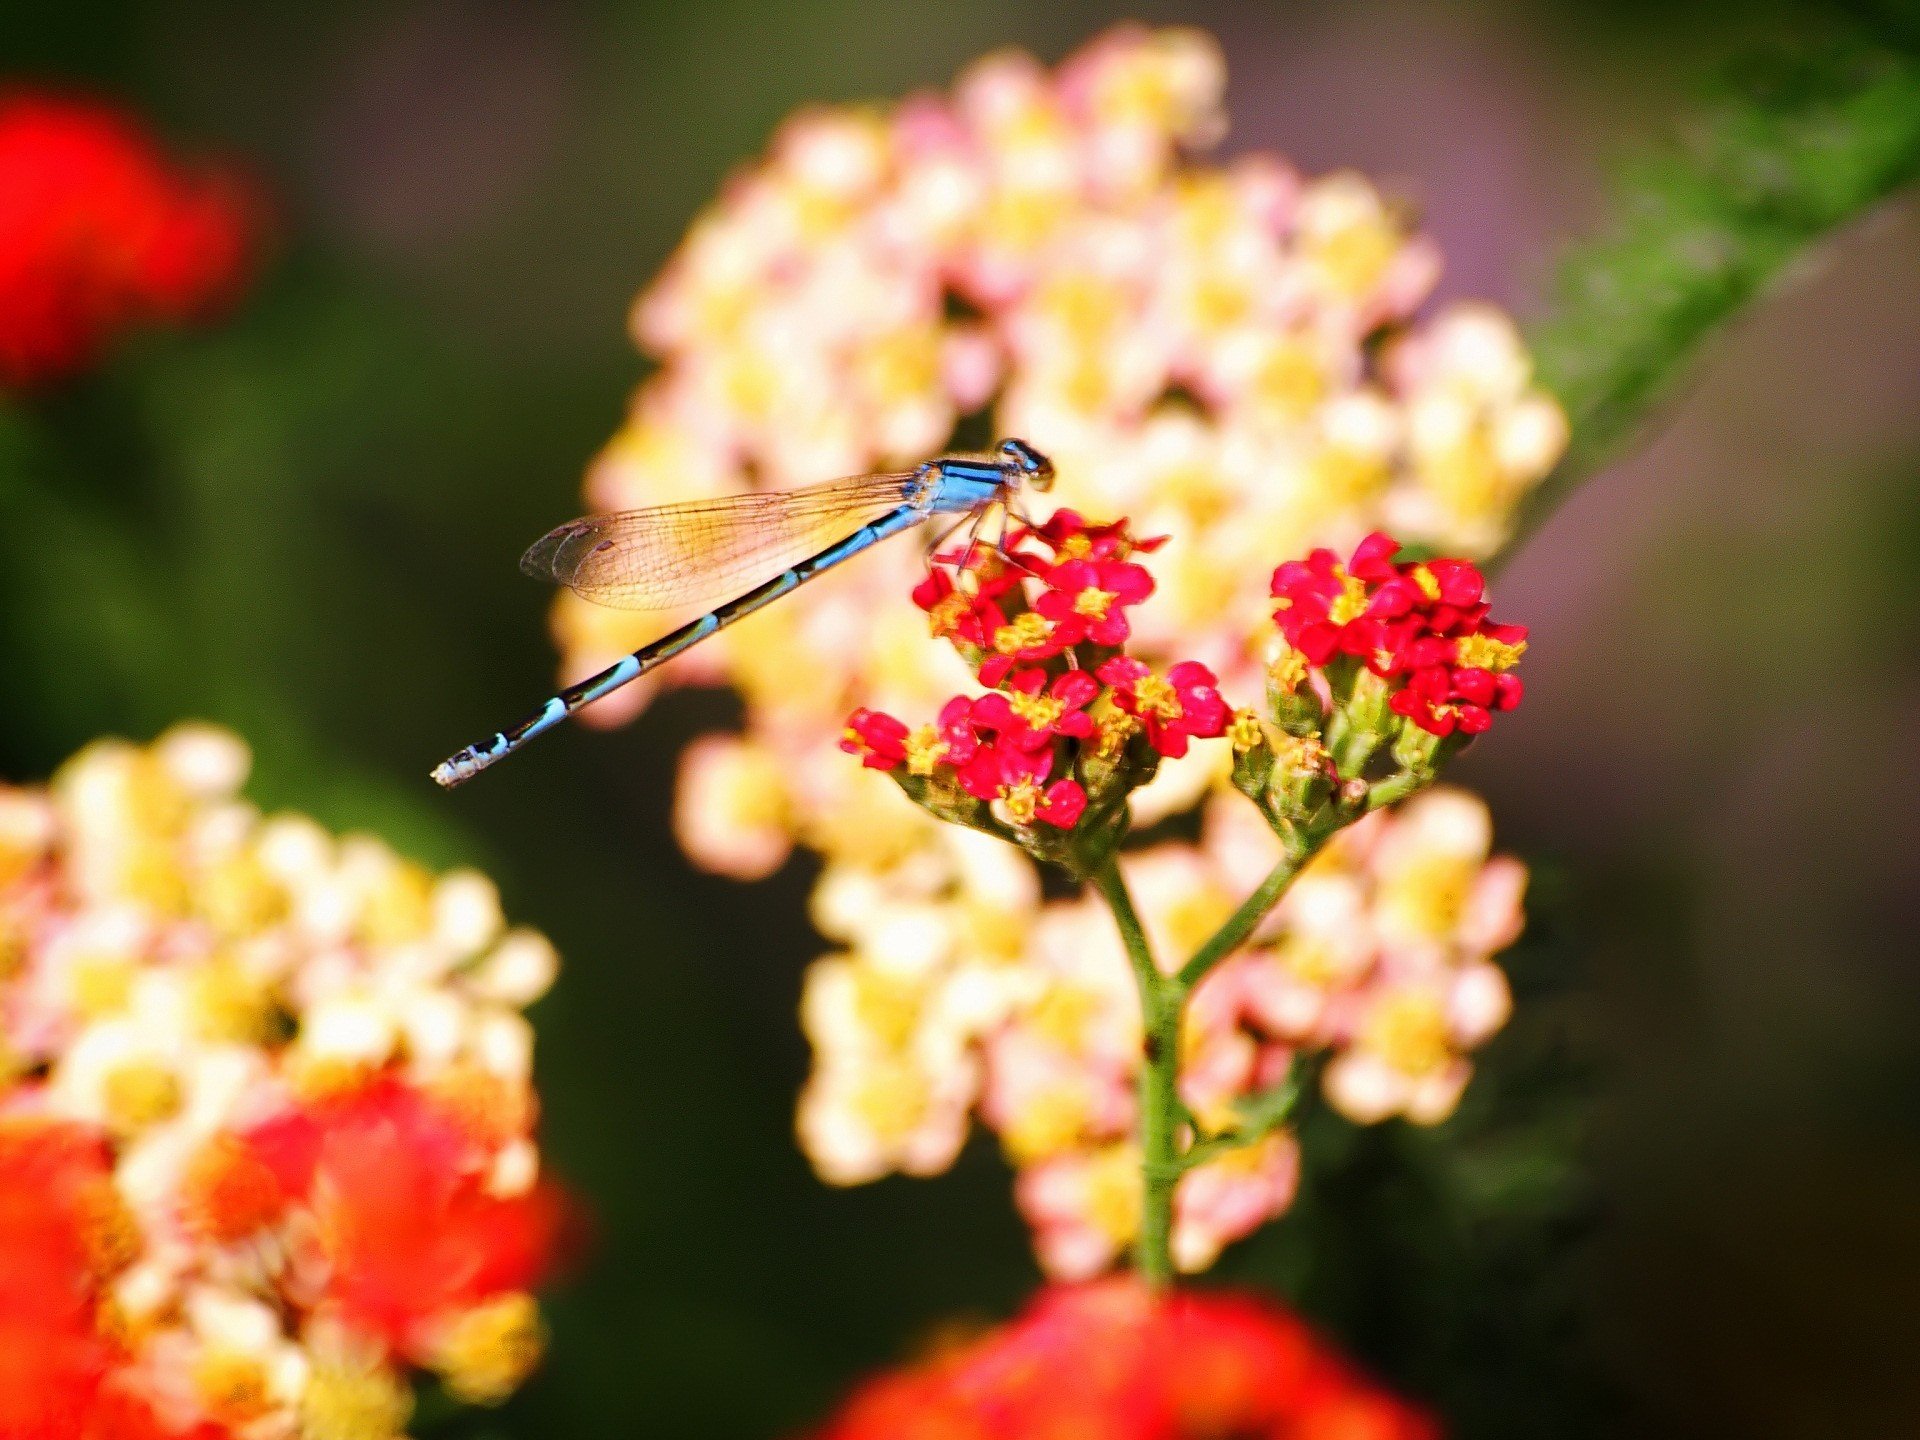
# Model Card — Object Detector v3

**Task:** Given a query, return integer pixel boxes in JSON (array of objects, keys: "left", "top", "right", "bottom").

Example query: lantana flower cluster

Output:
[
  {"left": 0, "top": 91, "right": 256, "bottom": 388},
  {"left": 553, "top": 25, "right": 1554, "bottom": 1277},
  {"left": 806, "top": 1280, "right": 1437, "bottom": 1440},
  {"left": 0, "top": 726, "right": 567, "bottom": 1438},
  {"left": 807, "top": 517, "right": 1526, "bottom": 1276}
]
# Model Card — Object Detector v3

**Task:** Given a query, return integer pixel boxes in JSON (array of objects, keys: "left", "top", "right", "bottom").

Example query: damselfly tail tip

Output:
[{"left": 431, "top": 742, "right": 494, "bottom": 790}]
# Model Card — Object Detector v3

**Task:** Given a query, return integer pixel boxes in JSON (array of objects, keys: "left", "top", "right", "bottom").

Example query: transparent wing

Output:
[{"left": 521, "top": 472, "right": 920, "bottom": 611}]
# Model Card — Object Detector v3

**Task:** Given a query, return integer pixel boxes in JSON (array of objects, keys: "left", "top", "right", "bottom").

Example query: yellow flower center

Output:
[
  {"left": 1455, "top": 633, "right": 1527, "bottom": 672},
  {"left": 927, "top": 591, "right": 974, "bottom": 638},
  {"left": 1007, "top": 691, "right": 1066, "bottom": 731},
  {"left": 1072, "top": 587, "right": 1116, "bottom": 620},
  {"left": 850, "top": 1064, "right": 929, "bottom": 1144},
  {"left": 902, "top": 726, "right": 950, "bottom": 777},
  {"left": 1086, "top": 1147, "right": 1142, "bottom": 1245},
  {"left": 1056, "top": 534, "right": 1095, "bottom": 561},
  {"left": 75, "top": 1177, "right": 140, "bottom": 1279},
  {"left": 1365, "top": 991, "right": 1452, "bottom": 1076},
  {"left": 1268, "top": 645, "right": 1310, "bottom": 693},
  {"left": 189, "top": 956, "right": 278, "bottom": 1044},
  {"left": 1226, "top": 710, "right": 1266, "bottom": 753},
  {"left": 1000, "top": 779, "right": 1042, "bottom": 826},
  {"left": 434, "top": 1293, "right": 547, "bottom": 1406},
  {"left": 1090, "top": 708, "right": 1137, "bottom": 762},
  {"left": 301, "top": 1356, "right": 413, "bottom": 1440},
  {"left": 1001, "top": 1086, "right": 1091, "bottom": 1166},
  {"left": 992, "top": 612, "right": 1054, "bottom": 656},
  {"left": 1325, "top": 570, "right": 1370, "bottom": 626},
  {"left": 69, "top": 955, "right": 136, "bottom": 1018},
  {"left": 1132, "top": 674, "right": 1184, "bottom": 722},
  {"left": 193, "top": 1351, "right": 275, "bottom": 1429},
  {"left": 1026, "top": 982, "right": 1101, "bottom": 1052},
  {"left": 1384, "top": 855, "right": 1475, "bottom": 939},
  {"left": 102, "top": 1059, "right": 183, "bottom": 1135},
  {"left": 1409, "top": 564, "right": 1443, "bottom": 603},
  {"left": 1276, "top": 734, "right": 1332, "bottom": 775},
  {"left": 357, "top": 860, "right": 436, "bottom": 947},
  {"left": 851, "top": 969, "right": 926, "bottom": 1052}
]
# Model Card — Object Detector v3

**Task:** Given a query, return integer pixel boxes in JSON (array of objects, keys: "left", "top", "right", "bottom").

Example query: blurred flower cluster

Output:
[
  {"left": 0, "top": 725, "right": 567, "bottom": 1438},
  {"left": 0, "top": 89, "right": 256, "bottom": 389},
  {"left": 560, "top": 24, "right": 1554, "bottom": 1275},
  {"left": 805, "top": 1279, "right": 1437, "bottom": 1440}
]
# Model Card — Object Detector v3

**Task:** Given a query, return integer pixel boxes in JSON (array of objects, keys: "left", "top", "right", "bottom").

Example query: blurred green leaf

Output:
[{"left": 1511, "top": 14, "right": 1920, "bottom": 555}]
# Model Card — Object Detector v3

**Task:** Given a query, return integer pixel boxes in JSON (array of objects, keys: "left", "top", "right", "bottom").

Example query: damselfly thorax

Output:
[{"left": 431, "top": 438, "right": 1054, "bottom": 788}]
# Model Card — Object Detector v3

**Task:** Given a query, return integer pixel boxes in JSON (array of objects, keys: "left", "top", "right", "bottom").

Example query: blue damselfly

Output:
[{"left": 431, "top": 438, "right": 1055, "bottom": 788}]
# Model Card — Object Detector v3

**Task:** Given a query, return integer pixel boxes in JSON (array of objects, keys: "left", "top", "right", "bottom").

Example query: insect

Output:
[{"left": 431, "top": 438, "right": 1056, "bottom": 788}]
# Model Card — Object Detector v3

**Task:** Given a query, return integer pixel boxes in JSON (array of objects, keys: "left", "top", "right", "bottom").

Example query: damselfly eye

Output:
[{"left": 998, "top": 438, "right": 1055, "bottom": 491}]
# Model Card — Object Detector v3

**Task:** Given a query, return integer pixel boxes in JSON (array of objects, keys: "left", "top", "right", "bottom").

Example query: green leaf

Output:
[{"left": 1508, "top": 18, "right": 1920, "bottom": 556}]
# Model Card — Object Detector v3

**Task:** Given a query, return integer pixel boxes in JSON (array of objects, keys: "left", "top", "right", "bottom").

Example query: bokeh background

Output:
[{"left": 4, "top": 2, "right": 1917, "bottom": 1436}]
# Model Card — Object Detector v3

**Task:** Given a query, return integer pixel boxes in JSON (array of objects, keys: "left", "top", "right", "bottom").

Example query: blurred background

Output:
[{"left": 2, "top": 1, "right": 1917, "bottom": 1436}]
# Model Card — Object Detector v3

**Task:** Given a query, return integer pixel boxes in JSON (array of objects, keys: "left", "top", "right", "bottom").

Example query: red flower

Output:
[
  {"left": 1033, "top": 557, "right": 1156, "bottom": 648},
  {"left": 1390, "top": 657, "right": 1524, "bottom": 737},
  {"left": 1270, "top": 532, "right": 1528, "bottom": 736},
  {"left": 0, "top": 90, "right": 258, "bottom": 387},
  {"left": 1020, "top": 509, "right": 1167, "bottom": 564},
  {"left": 970, "top": 667, "right": 1100, "bottom": 751},
  {"left": 841, "top": 708, "right": 910, "bottom": 769},
  {"left": 804, "top": 1280, "right": 1438, "bottom": 1440},
  {"left": 958, "top": 741, "right": 1087, "bottom": 828},
  {"left": 843, "top": 698, "right": 981, "bottom": 776},
  {"left": 0, "top": 1119, "right": 174, "bottom": 1440},
  {"left": 1096, "top": 657, "right": 1231, "bottom": 758},
  {"left": 240, "top": 1076, "right": 568, "bottom": 1360},
  {"left": 912, "top": 567, "right": 1012, "bottom": 648}
]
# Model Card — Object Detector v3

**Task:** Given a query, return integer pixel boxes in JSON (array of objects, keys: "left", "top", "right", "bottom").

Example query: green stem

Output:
[
  {"left": 1090, "top": 859, "right": 1181, "bottom": 1290},
  {"left": 1366, "top": 768, "right": 1431, "bottom": 812},
  {"left": 1175, "top": 832, "right": 1311, "bottom": 991}
]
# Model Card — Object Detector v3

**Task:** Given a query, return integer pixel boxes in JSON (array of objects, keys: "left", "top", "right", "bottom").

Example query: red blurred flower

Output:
[
  {"left": 804, "top": 1280, "right": 1439, "bottom": 1440},
  {"left": 239, "top": 1076, "right": 568, "bottom": 1362},
  {"left": 0, "top": 1119, "right": 183, "bottom": 1440},
  {"left": 0, "top": 89, "right": 257, "bottom": 388},
  {"left": 1096, "top": 658, "right": 1231, "bottom": 758}
]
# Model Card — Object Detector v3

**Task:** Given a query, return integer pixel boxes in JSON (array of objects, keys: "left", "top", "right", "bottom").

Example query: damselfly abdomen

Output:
[{"left": 431, "top": 438, "right": 1054, "bottom": 788}]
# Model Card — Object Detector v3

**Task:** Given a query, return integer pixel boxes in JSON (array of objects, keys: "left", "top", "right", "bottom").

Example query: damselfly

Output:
[{"left": 431, "top": 438, "right": 1055, "bottom": 788}]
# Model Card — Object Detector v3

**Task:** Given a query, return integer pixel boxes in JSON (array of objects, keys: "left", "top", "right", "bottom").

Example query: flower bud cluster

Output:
[{"left": 0, "top": 725, "right": 568, "bottom": 1437}]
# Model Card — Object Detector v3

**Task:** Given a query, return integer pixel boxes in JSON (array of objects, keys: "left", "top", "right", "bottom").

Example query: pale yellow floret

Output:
[
  {"left": 1363, "top": 990, "right": 1453, "bottom": 1077},
  {"left": 434, "top": 1293, "right": 547, "bottom": 1406},
  {"left": 301, "top": 1354, "right": 413, "bottom": 1440}
]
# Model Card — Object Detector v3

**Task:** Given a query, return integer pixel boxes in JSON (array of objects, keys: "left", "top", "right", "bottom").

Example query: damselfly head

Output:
[{"left": 998, "top": 438, "right": 1055, "bottom": 492}]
